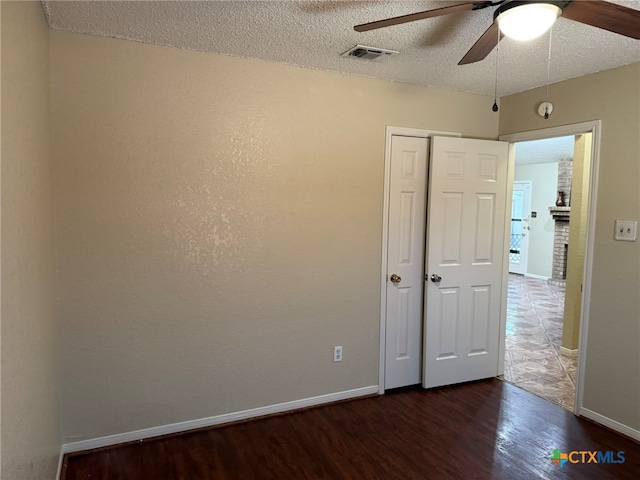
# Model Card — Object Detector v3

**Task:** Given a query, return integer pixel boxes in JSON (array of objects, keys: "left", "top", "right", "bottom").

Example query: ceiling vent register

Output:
[{"left": 341, "top": 45, "right": 398, "bottom": 61}]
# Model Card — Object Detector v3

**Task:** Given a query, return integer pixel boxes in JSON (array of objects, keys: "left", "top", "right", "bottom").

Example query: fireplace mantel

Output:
[{"left": 549, "top": 206, "right": 570, "bottom": 222}]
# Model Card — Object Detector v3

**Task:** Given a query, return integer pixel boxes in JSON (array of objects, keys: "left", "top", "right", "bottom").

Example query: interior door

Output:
[
  {"left": 385, "top": 135, "right": 429, "bottom": 390},
  {"left": 508, "top": 181, "right": 532, "bottom": 274},
  {"left": 423, "top": 136, "right": 509, "bottom": 389}
]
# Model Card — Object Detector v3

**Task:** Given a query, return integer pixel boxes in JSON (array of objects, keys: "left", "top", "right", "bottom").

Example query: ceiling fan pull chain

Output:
[{"left": 544, "top": 26, "right": 554, "bottom": 119}]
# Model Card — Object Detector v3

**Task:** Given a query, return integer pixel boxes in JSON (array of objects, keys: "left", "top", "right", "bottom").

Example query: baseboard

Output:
[
  {"left": 580, "top": 408, "right": 640, "bottom": 442},
  {"left": 61, "top": 385, "right": 379, "bottom": 455},
  {"left": 524, "top": 273, "right": 550, "bottom": 280},
  {"left": 559, "top": 347, "right": 578, "bottom": 357}
]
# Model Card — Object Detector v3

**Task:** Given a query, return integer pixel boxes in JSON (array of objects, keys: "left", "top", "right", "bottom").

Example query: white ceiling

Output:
[
  {"left": 43, "top": 0, "right": 640, "bottom": 96},
  {"left": 514, "top": 135, "right": 575, "bottom": 165}
]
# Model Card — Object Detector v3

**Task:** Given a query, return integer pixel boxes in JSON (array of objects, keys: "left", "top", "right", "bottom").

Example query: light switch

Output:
[{"left": 614, "top": 220, "right": 637, "bottom": 242}]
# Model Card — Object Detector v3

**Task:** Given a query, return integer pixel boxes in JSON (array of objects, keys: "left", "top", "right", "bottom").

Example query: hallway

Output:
[{"left": 503, "top": 274, "right": 576, "bottom": 410}]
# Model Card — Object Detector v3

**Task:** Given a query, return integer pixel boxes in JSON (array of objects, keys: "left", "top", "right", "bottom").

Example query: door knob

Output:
[
  {"left": 430, "top": 274, "right": 442, "bottom": 283},
  {"left": 390, "top": 274, "right": 402, "bottom": 283}
]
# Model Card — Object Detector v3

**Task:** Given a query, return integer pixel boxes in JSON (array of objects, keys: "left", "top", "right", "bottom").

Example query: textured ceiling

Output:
[
  {"left": 514, "top": 136, "right": 575, "bottom": 165},
  {"left": 43, "top": 0, "right": 640, "bottom": 96}
]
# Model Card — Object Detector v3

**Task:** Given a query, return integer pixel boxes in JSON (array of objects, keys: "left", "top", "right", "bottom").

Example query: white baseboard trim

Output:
[
  {"left": 61, "top": 385, "right": 379, "bottom": 455},
  {"left": 559, "top": 347, "right": 578, "bottom": 357},
  {"left": 580, "top": 408, "right": 640, "bottom": 442},
  {"left": 524, "top": 273, "right": 550, "bottom": 280}
]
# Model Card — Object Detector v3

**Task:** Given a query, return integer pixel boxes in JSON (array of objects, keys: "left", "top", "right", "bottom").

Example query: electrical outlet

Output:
[{"left": 333, "top": 346, "right": 343, "bottom": 363}]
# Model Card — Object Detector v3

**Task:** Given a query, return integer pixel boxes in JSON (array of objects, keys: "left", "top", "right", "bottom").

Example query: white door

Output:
[
  {"left": 385, "top": 135, "right": 429, "bottom": 389},
  {"left": 508, "top": 181, "right": 532, "bottom": 274},
  {"left": 423, "top": 136, "right": 509, "bottom": 389}
]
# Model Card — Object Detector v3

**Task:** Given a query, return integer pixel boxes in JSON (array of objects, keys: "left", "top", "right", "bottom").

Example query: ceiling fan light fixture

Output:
[{"left": 496, "top": 2, "right": 561, "bottom": 42}]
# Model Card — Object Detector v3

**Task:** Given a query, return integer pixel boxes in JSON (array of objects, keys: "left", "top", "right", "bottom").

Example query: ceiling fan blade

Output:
[
  {"left": 459, "top": 22, "right": 502, "bottom": 65},
  {"left": 561, "top": 0, "right": 640, "bottom": 40},
  {"left": 354, "top": 2, "right": 485, "bottom": 32}
]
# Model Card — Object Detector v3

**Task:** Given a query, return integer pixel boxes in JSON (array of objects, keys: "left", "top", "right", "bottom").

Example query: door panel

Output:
[
  {"left": 385, "top": 135, "right": 428, "bottom": 390},
  {"left": 399, "top": 192, "right": 416, "bottom": 263},
  {"left": 424, "top": 136, "right": 508, "bottom": 389},
  {"left": 470, "top": 285, "right": 490, "bottom": 355},
  {"left": 442, "top": 193, "right": 463, "bottom": 264},
  {"left": 435, "top": 287, "right": 459, "bottom": 360},
  {"left": 474, "top": 194, "right": 496, "bottom": 263}
]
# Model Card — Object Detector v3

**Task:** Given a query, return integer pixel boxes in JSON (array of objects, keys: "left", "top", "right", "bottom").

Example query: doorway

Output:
[
  {"left": 504, "top": 136, "right": 577, "bottom": 409},
  {"left": 500, "top": 123, "right": 600, "bottom": 415},
  {"left": 504, "top": 135, "right": 580, "bottom": 408}
]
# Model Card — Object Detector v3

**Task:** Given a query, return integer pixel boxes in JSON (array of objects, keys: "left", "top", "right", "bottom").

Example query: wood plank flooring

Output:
[{"left": 62, "top": 379, "right": 639, "bottom": 479}]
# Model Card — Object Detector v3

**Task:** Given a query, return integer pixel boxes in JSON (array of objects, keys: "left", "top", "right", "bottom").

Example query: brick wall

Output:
[
  {"left": 552, "top": 220, "right": 570, "bottom": 281},
  {"left": 557, "top": 157, "right": 573, "bottom": 205},
  {"left": 550, "top": 157, "right": 573, "bottom": 284}
]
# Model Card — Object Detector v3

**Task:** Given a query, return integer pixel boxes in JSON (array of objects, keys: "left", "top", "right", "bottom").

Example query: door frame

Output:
[
  {"left": 499, "top": 120, "right": 601, "bottom": 415},
  {"left": 379, "top": 126, "right": 460, "bottom": 393}
]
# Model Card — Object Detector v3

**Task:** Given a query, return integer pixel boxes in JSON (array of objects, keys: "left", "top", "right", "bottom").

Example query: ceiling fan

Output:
[{"left": 354, "top": 1, "right": 640, "bottom": 65}]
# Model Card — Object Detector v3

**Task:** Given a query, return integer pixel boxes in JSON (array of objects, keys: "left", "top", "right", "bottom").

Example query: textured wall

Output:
[
  {"left": 50, "top": 30, "right": 499, "bottom": 441},
  {"left": 500, "top": 63, "right": 640, "bottom": 431},
  {"left": 1, "top": 2, "right": 61, "bottom": 478},
  {"left": 513, "top": 162, "right": 558, "bottom": 278}
]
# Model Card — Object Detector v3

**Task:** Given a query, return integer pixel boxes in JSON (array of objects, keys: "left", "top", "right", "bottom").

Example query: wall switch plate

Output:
[
  {"left": 614, "top": 220, "right": 637, "bottom": 242},
  {"left": 333, "top": 346, "right": 343, "bottom": 362}
]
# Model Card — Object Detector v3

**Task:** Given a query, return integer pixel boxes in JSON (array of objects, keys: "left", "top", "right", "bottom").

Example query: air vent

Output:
[{"left": 341, "top": 45, "right": 398, "bottom": 61}]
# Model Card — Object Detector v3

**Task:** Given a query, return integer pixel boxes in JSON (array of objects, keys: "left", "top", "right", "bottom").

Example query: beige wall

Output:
[
  {"left": 500, "top": 63, "right": 640, "bottom": 430},
  {"left": 563, "top": 134, "right": 592, "bottom": 350},
  {"left": 50, "top": 30, "right": 499, "bottom": 441},
  {"left": 1, "top": 2, "right": 61, "bottom": 478}
]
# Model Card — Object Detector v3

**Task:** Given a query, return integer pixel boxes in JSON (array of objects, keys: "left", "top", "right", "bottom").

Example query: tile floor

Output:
[{"left": 503, "top": 274, "right": 577, "bottom": 410}]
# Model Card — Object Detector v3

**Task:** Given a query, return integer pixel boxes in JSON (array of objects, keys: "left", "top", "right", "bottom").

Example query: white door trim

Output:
[
  {"left": 500, "top": 120, "right": 601, "bottom": 416},
  {"left": 379, "top": 126, "right": 460, "bottom": 394},
  {"left": 498, "top": 143, "right": 516, "bottom": 377}
]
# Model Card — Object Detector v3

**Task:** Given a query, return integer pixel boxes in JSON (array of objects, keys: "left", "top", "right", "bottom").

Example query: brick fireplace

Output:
[
  {"left": 549, "top": 157, "right": 573, "bottom": 286},
  {"left": 549, "top": 206, "right": 570, "bottom": 285}
]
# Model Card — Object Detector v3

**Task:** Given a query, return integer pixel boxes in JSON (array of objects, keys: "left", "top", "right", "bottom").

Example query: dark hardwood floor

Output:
[{"left": 62, "top": 379, "right": 639, "bottom": 479}]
